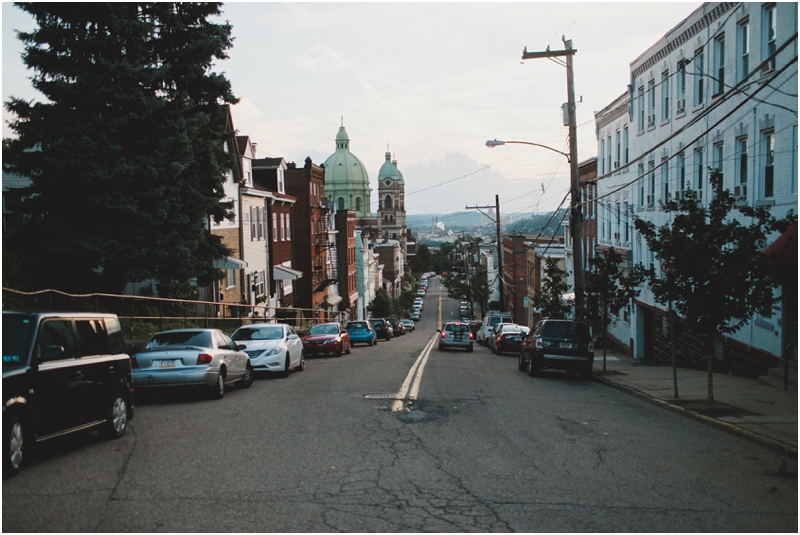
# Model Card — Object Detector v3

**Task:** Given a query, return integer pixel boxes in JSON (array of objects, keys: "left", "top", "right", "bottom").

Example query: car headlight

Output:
[
  {"left": 322, "top": 339, "right": 336, "bottom": 344},
  {"left": 266, "top": 345, "right": 285, "bottom": 355}
]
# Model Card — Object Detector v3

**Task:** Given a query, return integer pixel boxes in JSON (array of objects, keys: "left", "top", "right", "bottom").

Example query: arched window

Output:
[
  {"left": 338, "top": 197, "right": 345, "bottom": 211},
  {"left": 355, "top": 197, "right": 361, "bottom": 212},
  {"left": 390, "top": 215, "right": 394, "bottom": 223},
  {"left": 384, "top": 195, "right": 392, "bottom": 209}
]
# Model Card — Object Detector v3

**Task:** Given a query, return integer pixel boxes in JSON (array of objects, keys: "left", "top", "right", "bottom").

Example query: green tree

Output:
[
  {"left": 409, "top": 244, "right": 432, "bottom": 275},
  {"left": 585, "top": 247, "right": 646, "bottom": 372},
  {"left": 3, "top": 3, "right": 238, "bottom": 294},
  {"left": 392, "top": 289, "right": 417, "bottom": 318},
  {"left": 634, "top": 170, "right": 796, "bottom": 403},
  {"left": 368, "top": 287, "right": 393, "bottom": 318},
  {"left": 532, "top": 258, "right": 571, "bottom": 319}
]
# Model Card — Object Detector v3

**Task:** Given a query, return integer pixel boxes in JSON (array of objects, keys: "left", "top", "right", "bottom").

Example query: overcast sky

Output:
[{"left": 2, "top": 2, "right": 698, "bottom": 216}]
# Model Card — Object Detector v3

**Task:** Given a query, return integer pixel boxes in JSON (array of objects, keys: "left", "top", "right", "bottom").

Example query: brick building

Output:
[{"left": 335, "top": 209, "right": 358, "bottom": 319}]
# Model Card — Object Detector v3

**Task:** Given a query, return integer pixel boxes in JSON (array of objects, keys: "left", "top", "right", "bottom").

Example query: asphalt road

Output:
[{"left": 4, "top": 277, "right": 797, "bottom": 532}]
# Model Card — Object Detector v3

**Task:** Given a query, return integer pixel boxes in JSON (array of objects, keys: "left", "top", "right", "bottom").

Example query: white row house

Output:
[{"left": 594, "top": 2, "right": 797, "bottom": 372}]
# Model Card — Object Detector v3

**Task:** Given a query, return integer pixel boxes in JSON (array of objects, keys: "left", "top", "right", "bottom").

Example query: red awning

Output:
[{"left": 763, "top": 223, "right": 797, "bottom": 265}]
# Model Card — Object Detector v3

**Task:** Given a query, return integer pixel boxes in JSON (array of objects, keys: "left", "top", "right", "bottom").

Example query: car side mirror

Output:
[
  {"left": 288, "top": 334, "right": 299, "bottom": 340},
  {"left": 40, "top": 345, "right": 65, "bottom": 362},
  {"left": 235, "top": 343, "right": 246, "bottom": 351}
]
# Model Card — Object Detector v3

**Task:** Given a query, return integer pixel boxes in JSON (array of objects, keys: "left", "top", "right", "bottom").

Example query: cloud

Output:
[{"left": 289, "top": 44, "right": 349, "bottom": 74}]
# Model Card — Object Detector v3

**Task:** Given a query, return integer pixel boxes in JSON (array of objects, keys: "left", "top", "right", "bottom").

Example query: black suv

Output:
[
  {"left": 3, "top": 312, "right": 135, "bottom": 477},
  {"left": 368, "top": 318, "right": 393, "bottom": 341},
  {"left": 519, "top": 318, "right": 594, "bottom": 380},
  {"left": 387, "top": 317, "right": 405, "bottom": 336}
]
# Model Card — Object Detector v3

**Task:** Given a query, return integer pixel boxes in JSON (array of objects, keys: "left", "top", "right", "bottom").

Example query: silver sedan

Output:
[{"left": 132, "top": 328, "right": 253, "bottom": 399}]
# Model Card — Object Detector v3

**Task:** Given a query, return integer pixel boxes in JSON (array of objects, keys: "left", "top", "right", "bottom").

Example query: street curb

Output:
[{"left": 592, "top": 374, "right": 799, "bottom": 458}]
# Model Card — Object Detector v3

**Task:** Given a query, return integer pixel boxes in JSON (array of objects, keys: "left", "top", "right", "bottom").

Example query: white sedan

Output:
[{"left": 231, "top": 323, "right": 304, "bottom": 376}]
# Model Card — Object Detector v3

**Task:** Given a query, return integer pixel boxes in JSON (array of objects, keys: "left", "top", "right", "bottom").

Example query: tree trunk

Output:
[{"left": 707, "top": 334, "right": 715, "bottom": 405}]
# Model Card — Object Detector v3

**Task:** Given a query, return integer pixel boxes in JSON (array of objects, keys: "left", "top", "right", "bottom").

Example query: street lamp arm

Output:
[{"left": 485, "top": 139, "right": 570, "bottom": 161}]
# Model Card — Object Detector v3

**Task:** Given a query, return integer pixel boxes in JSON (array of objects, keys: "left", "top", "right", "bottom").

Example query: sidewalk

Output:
[{"left": 591, "top": 350, "right": 798, "bottom": 455}]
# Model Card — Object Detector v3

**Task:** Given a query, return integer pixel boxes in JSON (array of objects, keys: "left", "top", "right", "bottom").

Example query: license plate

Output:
[
  {"left": 559, "top": 342, "right": 573, "bottom": 349},
  {"left": 511, "top": 336, "right": 520, "bottom": 341},
  {"left": 159, "top": 360, "right": 176, "bottom": 368}
]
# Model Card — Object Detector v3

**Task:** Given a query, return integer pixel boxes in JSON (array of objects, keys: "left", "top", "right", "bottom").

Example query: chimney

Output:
[{"left": 251, "top": 142, "right": 257, "bottom": 158}]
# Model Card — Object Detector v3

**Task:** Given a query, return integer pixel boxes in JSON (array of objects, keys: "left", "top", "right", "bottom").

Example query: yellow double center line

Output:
[{"left": 390, "top": 333, "right": 438, "bottom": 413}]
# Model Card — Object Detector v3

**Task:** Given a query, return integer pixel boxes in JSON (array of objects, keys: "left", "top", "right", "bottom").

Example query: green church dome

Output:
[{"left": 323, "top": 124, "right": 372, "bottom": 217}]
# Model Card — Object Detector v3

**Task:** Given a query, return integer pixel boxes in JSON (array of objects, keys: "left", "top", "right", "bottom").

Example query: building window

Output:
[
  {"left": 623, "top": 201, "right": 630, "bottom": 243},
  {"left": 677, "top": 61, "right": 686, "bottom": 113},
  {"left": 638, "top": 86, "right": 645, "bottom": 132},
  {"left": 762, "top": 130, "right": 775, "bottom": 198},
  {"left": 638, "top": 164, "right": 645, "bottom": 206},
  {"left": 647, "top": 160, "right": 655, "bottom": 208},
  {"left": 661, "top": 71, "right": 670, "bottom": 123},
  {"left": 226, "top": 269, "right": 236, "bottom": 289},
  {"left": 762, "top": 4, "right": 777, "bottom": 73},
  {"left": 713, "top": 142, "right": 724, "bottom": 191},
  {"left": 735, "top": 136, "right": 748, "bottom": 200},
  {"left": 623, "top": 126, "right": 629, "bottom": 164},
  {"left": 286, "top": 214, "right": 291, "bottom": 241},
  {"left": 280, "top": 213, "right": 286, "bottom": 241},
  {"left": 694, "top": 148, "right": 704, "bottom": 201},
  {"left": 272, "top": 213, "right": 277, "bottom": 242},
  {"left": 793, "top": 125, "right": 798, "bottom": 194},
  {"left": 600, "top": 138, "right": 605, "bottom": 174},
  {"left": 355, "top": 197, "right": 361, "bottom": 212},
  {"left": 678, "top": 152, "right": 686, "bottom": 198},
  {"left": 647, "top": 79, "right": 656, "bottom": 128},
  {"left": 384, "top": 195, "right": 392, "bottom": 210},
  {"left": 337, "top": 197, "right": 345, "bottom": 211},
  {"left": 615, "top": 130, "right": 621, "bottom": 168},
  {"left": 714, "top": 34, "right": 725, "bottom": 96},
  {"left": 661, "top": 157, "right": 670, "bottom": 203},
  {"left": 694, "top": 48, "right": 704, "bottom": 107},
  {"left": 607, "top": 135, "right": 612, "bottom": 172},
  {"left": 737, "top": 20, "right": 749, "bottom": 82}
]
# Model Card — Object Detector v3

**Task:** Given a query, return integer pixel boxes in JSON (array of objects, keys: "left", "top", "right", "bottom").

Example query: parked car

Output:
[
  {"left": 231, "top": 323, "right": 304, "bottom": 375},
  {"left": 477, "top": 312, "right": 513, "bottom": 346},
  {"left": 438, "top": 321, "right": 474, "bottom": 352},
  {"left": 491, "top": 324, "right": 525, "bottom": 356},
  {"left": 302, "top": 323, "right": 351, "bottom": 357},
  {"left": 369, "top": 318, "right": 393, "bottom": 340},
  {"left": 3, "top": 312, "right": 135, "bottom": 478},
  {"left": 521, "top": 318, "right": 594, "bottom": 380},
  {"left": 133, "top": 328, "right": 253, "bottom": 398},
  {"left": 416, "top": 289, "right": 426, "bottom": 297},
  {"left": 346, "top": 321, "right": 378, "bottom": 346},
  {"left": 467, "top": 320, "right": 481, "bottom": 337},
  {"left": 387, "top": 317, "right": 405, "bottom": 336},
  {"left": 410, "top": 311, "right": 421, "bottom": 322},
  {"left": 400, "top": 319, "right": 415, "bottom": 332}
]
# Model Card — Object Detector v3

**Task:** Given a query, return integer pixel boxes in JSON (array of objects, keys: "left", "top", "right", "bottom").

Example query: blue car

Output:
[{"left": 346, "top": 321, "right": 378, "bottom": 346}]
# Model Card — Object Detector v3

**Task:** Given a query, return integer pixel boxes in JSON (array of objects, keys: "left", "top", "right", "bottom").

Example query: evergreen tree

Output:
[
  {"left": 634, "top": 170, "right": 796, "bottom": 402},
  {"left": 368, "top": 288, "right": 393, "bottom": 318},
  {"left": 3, "top": 3, "right": 239, "bottom": 294},
  {"left": 532, "top": 258, "right": 571, "bottom": 319}
]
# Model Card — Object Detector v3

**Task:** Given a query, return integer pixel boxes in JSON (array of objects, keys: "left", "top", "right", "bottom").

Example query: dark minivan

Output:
[
  {"left": 520, "top": 318, "right": 594, "bottom": 380},
  {"left": 3, "top": 312, "right": 135, "bottom": 478},
  {"left": 368, "top": 318, "right": 393, "bottom": 341}
]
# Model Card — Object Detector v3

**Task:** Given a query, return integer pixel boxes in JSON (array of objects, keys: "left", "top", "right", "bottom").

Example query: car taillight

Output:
[
  {"left": 588, "top": 342, "right": 595, "bottom": 352},
  {"left": 535, "top": 338, "right": 543, "bottom": 349},
  {"left": 440, "top": 331, "right": 446, "bottom": 338},
  {"left": 197, "top": 353, "right": 213, "bottom": 365},
  {"left": 469, "top": 332, "right": 473, "bottom": 340},
  {"left": 130, "top": 356, "right": 138, "bottom": 369}
]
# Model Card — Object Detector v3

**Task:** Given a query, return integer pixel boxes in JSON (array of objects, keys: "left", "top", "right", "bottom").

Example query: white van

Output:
[{"left": 476, "top": 312, "right": 513, "bottom": 346}]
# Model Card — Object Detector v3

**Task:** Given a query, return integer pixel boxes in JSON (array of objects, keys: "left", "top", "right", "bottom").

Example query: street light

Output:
[
  {"left": 486, "top": 136, "right": 584, "bottom": 320},
  {"left": 485, "top": 139, "right": 570, "bottom": 161}
]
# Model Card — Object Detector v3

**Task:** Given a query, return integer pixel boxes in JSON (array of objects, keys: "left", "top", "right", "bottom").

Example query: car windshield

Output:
[
  {"left": 308, "top": 324, "right": 339, "bottom": 335},
  {"left": 3, "top": 314, "right": 34, "bottom": 370},
  {"left": 542, "top": 321, "right": 590, "bottom": 338},
  {"left": 232, "top": 326, "right": 283, "bottom": 341},
  {"left": 502, "top": 326, "right": 522, "bottom": 334},
  {"left": 146, "top": 331, "right": 212, "bottom": 349},
  {"left": 445, "top": 324, "right": 470, "bottom": 333},
  {"left": 348, "top": 322, "right": 368, "bottom": 330},
  {"left": 369, "top": 320, "right": 384, "bottom": 328}
]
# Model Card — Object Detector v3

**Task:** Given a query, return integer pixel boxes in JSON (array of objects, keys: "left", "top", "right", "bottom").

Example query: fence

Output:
[{"left": 2, "top": 287, "right": 349, "bottom": 340}]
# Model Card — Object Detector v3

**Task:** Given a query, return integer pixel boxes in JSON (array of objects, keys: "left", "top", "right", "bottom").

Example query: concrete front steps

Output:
[{"left": 758, "top": 358, "right": 798, "bottom": 390}]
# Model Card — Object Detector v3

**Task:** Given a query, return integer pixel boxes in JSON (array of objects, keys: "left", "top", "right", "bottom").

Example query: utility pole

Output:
[
  {"left": 466, "top": 194, "right": 504, "bottom": 312},
  {"left": 522, "top": 37, "right": 584, "bottom": 319}
]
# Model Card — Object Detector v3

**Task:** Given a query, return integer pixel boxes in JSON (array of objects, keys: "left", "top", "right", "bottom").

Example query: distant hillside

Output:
[{"left": 408, "top": 209, "right": 567, "bottom": 237}]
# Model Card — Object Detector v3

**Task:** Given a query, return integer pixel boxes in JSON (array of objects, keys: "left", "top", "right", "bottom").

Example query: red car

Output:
[{"left": 302, "top": 322, "right": 351, "bottom": 357}]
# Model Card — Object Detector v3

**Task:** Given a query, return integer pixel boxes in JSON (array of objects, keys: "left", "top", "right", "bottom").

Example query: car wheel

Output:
[
  {"left": 369, "top": 339, "right": 374, "bottom": 346},
  {"left": 100, "top": 392, "right": 128, "bottom": 439},
  {"left": 345, "top": 342, "right": 351, "bottom": 355},
  {"left": 438, "top": 344, "right": 444, "bottom": 351},
  {"left": 496, "top": 346, "right": 503, "bottom": 356},
  {"left": 518, "top": 353, "right": 526, "bottom": 371},
  {"left": 237, "top": 362, "right": 255, "bottom": 388},
  {"left": 282, "top": 355, "right": 292, "bottom": 377},
  {"left": 209, "top": 370, "right": 225, "bottom": 399},
  {"left": 295, "top": 352, "right": 305, "bottom": 372},
  {"left": 467, "top": 344, "right": 473, "bottom": 353},
  {"left": 579, "top": 364, "right": 592, "bottom": 381},
  {"left": 527, "top": 355, "right": 540, "bottom": 377},
  {"left": 4, "top": 415, "right": 24, "bottom": 478}
]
